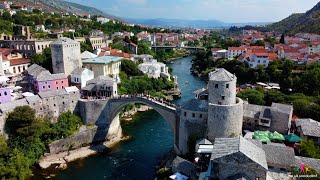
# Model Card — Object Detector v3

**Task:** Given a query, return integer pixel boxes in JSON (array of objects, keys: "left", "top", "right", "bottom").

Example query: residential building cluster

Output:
[{"left": 213, "top": 30, "right": 320, "bottom": 68}]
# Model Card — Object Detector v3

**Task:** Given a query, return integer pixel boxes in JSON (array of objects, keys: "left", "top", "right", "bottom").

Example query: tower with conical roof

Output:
[
  {"left": 207, "top": 68, "right": 243, "bottom": 141},
  {"left": 50, "top": 37, "right": 82, "bottom": 76}
]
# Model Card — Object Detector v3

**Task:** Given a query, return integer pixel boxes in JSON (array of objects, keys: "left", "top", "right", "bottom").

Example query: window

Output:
[
  {"left": 215, "top": 84, "right": 218, "bottom": 88},
  {"left": 57, "top": 87, "right": 59, "bottom": 90},
  {"left": 48, "top": 85, "right": 51, "bottom": 88},
  {"left": 54, "top": 104, "right": 56, "bottom": 107},
  {"left": 62, "top": 81, "right": 64, "bottom": 83},
  {"left": 56, "top": 82, "right": 58, "bottom": 84},
  {"left": 184, "top": 112, "right": 187, "bottom": 116},
  {"left": 199, "top": 114, "right": 202, "bottom": 118},
  {"left": 62, "top": 86, "right": 64, "bottom": 89},
  {"left": 43, "top": 86, "right": 45, "bottom": 89},
  {"left": 192, "top": 113, "right": 195, "bottom": 117},
  {"left": 261, "top": 119, "right": 270, "bottom": 124},
  {"left": 0, "top": 93, "right": 2, "bottom": 96},
  {"left": 4, "top": 92, "right": 7, "bottom": 96},
  {"left": 226, "top": 84, "right": 229, "bottom": 89},
  {"left": 222, "top": 96, "right": 225, "bottom": 100},
  {"left": 248, "top": 123, "right": 252, "bottom": 126}
]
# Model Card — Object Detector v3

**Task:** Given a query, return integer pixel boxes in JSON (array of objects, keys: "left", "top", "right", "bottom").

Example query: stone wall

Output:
[
  {"left": 207, "top": 98, "right": 243, "bottom": 141},
  {"left": 78, "top": 99, "right": 109, "bottom": 125},
  {"left": 178, "top": 111, "right": 208, "bottom": 154},
  {"left": 0, "top": 88, "right": 80, "bottom": 133},
  {"left": 49, "top": 116, "right": 122, "bottom": 154}
]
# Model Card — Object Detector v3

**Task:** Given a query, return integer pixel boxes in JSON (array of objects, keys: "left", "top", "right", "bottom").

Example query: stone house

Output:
[
  {"left": 70, "top": 67, "right": 94, "bottom": 89},
  {"left": 33, "top": 71, "right": 68, "bottom": 93},
  {"left": 82, "top": 76, "right": 118, "bottom": 98},
  {"left": 0, "top": 86, "right": 80, "bottom": 133},
  {"left": 295, "top": 118, "right": 320, "bottom": 145},
  {"left": 207, "top": 137, "right": 268, "bottom": 180},
  {"left": 242, "top": 102, "right": 293, "bottom": 134}
]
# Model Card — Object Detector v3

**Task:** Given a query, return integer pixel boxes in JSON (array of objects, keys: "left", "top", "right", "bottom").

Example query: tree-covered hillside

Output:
[{"left": 267, "top": 2, "right": 320, "bottom": 34}]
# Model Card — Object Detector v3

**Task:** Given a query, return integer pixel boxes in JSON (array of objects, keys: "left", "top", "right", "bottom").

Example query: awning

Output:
[
  {"left": 269, "top": 131, "right": 285, "bottom": 141},
  {"left": 284, "top": 134, "right": 302, "bottom": 143},
  {"left": 197, "top": 144, "right": 214, "bottom": 154}
]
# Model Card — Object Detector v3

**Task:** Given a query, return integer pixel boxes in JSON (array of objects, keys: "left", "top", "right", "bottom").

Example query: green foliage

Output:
[
  {"left": 156, "top": 167, "right": 172, "bottom": 180},
  {"left": 2, "top": 107, "right": 83, "bottom": 179},
  {"left": 300, "top": 140, "right": 320, "bottom": 159},
  {"left": 5, "top": 106, "right": 36, "bottom": 136},
  {"left": 0, "top": 135, "right": 8, "bottom": 156},
  {"left": 80, "top": 38, "right": 93, "bottom": 52},
  {"left": 30, "top": 47, "right": 53, "bottom": 72},
  {"left": 120, "top": 59, "right": 143, "bottom": 76},
  {"left": 118, "top": 72, "right": 174, "bottom": 97},
  {"left": 237, "top": 89, "right": 266, "bottom": 105},
  {"left": 138, "top": 41, "right": 155, "bottom": 55},
  {"left": 0, "top": 149, "right": 32, "bottom": 180},
  {"left": 251, "top": 40, "right": 265, "bottom": 46},
  {"left": 187, "top": 133, "right": 200, "bottom": 158},
  {"left": 51, "top": 111, "right": 83, "bottom": 139}
]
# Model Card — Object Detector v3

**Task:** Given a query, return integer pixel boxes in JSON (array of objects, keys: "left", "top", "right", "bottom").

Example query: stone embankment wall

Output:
[{"left": 49, "top": 114, "right": 122, "bottom": 154}]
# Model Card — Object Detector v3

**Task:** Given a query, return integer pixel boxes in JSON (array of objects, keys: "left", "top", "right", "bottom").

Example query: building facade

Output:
[
  {"left": 70, "top": 68, "right": 95, "bottom": 89},
  {"left": 82, "top": 56, "right": 122, "bottom": 78}
]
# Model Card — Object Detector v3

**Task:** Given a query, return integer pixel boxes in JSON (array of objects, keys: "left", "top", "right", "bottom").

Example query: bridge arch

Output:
[
  {"left": 108, "top": 97, "right": 177, "bottom": 133},
  {"left": 78, "top": 97, "right": 181, "bottom": 153}
]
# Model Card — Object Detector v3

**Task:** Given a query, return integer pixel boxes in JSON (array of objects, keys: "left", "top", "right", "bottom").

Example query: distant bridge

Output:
[{"left": 151, "top": 46, "right": 206, "bottom": 51}]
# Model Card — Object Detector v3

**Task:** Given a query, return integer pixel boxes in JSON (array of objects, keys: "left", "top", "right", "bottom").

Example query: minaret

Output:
[{"left": 207, "top": 68, "right": 243, "bottom": 141}]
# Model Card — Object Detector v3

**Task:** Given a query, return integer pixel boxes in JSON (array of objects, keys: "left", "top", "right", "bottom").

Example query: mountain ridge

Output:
[
  {"left": 12, "top": 0, "right": 119, "bottom": 19},
  {"left": 268, "top": 1, "right": 320, "bottom": 34}
]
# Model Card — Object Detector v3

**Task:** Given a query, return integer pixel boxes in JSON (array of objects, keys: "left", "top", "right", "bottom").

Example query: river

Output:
[{"left": 52, "top": 56, "right": 206, "bottom": 180}]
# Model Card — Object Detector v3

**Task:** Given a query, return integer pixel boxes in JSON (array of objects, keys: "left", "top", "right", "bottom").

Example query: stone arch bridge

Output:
[{"left": 78, "top": 96, "right": 181, "bottom": 152}]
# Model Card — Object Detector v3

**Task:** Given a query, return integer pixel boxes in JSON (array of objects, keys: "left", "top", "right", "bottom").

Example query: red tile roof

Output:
[{"left": 10, "top": 58, "right": 31, "bottom": 66}]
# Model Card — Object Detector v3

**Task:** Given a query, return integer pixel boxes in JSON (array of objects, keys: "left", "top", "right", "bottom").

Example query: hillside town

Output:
[{"left": 1, "top": 0, "right": 320, "bottom": 180}]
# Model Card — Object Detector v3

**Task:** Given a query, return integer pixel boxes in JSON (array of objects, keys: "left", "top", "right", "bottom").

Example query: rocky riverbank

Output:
[
  {"left": 39, "top": 135, "right": 128, "bottom": 170},
  {"left": 121, "top": 105, "right": 154, "bottom": 121}
]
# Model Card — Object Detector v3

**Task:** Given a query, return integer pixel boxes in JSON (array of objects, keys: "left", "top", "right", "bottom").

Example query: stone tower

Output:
[
  {"left": 51, "top": 37, "right": 82, "bottom": 76},
  {"left": 207, "top": 68, "right": 243, "bottom": 141}
]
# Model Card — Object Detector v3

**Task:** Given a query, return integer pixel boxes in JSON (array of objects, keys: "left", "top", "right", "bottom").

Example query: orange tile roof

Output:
[{"left": 10, "top": 58, "right": 31, "bottom": 65}]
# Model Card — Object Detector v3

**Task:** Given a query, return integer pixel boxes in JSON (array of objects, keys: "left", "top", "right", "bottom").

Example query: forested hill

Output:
[
  {"left": 13, "top": 0, "right": 118, "bottom": 19},
  {"left": 268, "top": 1, "right": 320, "bottom": 34}
]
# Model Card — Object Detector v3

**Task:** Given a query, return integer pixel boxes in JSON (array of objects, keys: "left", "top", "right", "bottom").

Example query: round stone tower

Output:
[{"left": 207, "top": 68, "right": 243, "bottom": 141}]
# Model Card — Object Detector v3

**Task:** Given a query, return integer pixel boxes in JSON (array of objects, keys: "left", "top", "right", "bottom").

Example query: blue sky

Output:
[{"left": 66, "top": 0, "right": 319, "bottom": 22}]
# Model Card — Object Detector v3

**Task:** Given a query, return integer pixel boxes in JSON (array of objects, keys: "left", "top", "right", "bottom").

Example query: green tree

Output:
[
  {"left": 0, "top": 149, "right": 32, "bottom": 180},
  {"left": 2, "top": 12, "right": 13, "bottom": 21},
  {"left": 280, "top": 33, "right": 285, "bottom": 44},
  {"left": 51, "top": 111, "right": 82, "bottom": 139},
  {"left": 5, "top": 106, "right": 35, "bottom": 136},
  {"left": 120, "top": 59, "right": 143, "bottom": 76},
  {"left": 30, "top": 47, "right": 53, "bottom": 72},
  {"left": 237, "top": 89, "right": 266, "bottom": 105},
  {"left": 300, "top": 140, "right": 320, "bottom": 159}
]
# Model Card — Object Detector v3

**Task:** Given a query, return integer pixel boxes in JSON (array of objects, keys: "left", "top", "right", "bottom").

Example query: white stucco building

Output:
[
  {"left": 138, "top": 61, "right": 171, "bottom": 80},
  {"left": 227, "top": 47, "right": 247, "bottom": 60},
  {"left": 70, "top": 68, "right": 95, "bottom": 89}
]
